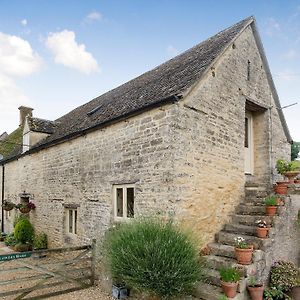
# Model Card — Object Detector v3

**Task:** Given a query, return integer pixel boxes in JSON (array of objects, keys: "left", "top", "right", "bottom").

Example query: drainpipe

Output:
[{"left": 1, "top": 165, "right": 4, "bottom": 233}]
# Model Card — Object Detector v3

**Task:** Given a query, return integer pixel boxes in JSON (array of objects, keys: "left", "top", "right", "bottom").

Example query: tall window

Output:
[
  {"left": 113, "top": 185, "right": 135, "bottom": 220},
  {"left": 67, "top": 208, "right": 77, "bottom": 234},
  {"left": 247, "top": 60, "right": 251, "bottom": 81}
]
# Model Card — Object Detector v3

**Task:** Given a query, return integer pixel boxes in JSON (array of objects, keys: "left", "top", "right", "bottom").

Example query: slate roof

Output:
[
  {"left": 27, "top": 117, "right": 56, "bottom": 134},
  {"left": 40, "top": 16, "right": 253, "bottom": 147}
]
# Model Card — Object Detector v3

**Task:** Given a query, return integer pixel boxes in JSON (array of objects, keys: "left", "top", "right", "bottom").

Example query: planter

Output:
[
  {"left": 235, "top": 247, "right": 253, "bottom": 265},
  {"left": 14, "top": 243, "right": 32, "bottom": 252},
  {"left": 3, "top": 205, "right": 14, "bottom": 211},
  {"left": 274, "top": 182, "right": 288, "bottom": 195},
  {"left": 221, "top": 281, "right": 238, "bottom": 298},
  {"left": 247, "top": 284, "right": 264, "bottom": 300},
  {"left": 284, "top": 171, "right": 299, "bottom": 184},
  {"left": 287, "top": 286, "right": 300, "bottom": 299},
  {"left": 265, "top": 205, "right": 277, "bottom": 216},
  {"left": 256, "top": 227, "right": 268, "bottom": 238},
  {"left": 19, "top": 207, "right": 31, "bottom": 214},
  {"left": 112, "top": 285, "right": 129, "bottom": 299}
]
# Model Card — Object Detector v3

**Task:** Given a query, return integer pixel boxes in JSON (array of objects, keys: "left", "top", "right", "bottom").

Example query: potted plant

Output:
[
  {"left": 14, "top": 218, "right": 34, "bottom": 252},
  {"left": 255, "top": 220, "right": 269, "bottom": 239},
  {"left": 219, "top": 267, "right": 240, "bottom": 298},
  {"left": 247, "top": 276, "right": 264, "bottom": 300},
  {"left": 2, "top": 200, "right": 15, "bottom": 211},
  {"left": 33, "top": 233, "right": 48, "bottom": 259},
  {"left": 16, "top": 201, "right": 36, "bottom": 213},
  {"left": 234, "top": 236, "right": 253, "bottom": 265},
  {"left": 264, "top": 196, "right": 278, "bottom": 216},
  {"left": 274, "top": 159, "right": 289, "bottom": 194}
]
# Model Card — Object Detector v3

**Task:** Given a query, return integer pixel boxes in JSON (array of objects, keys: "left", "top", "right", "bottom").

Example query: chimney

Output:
[{"left": 18, "top": 106, "right": 33, "bottom": 127}]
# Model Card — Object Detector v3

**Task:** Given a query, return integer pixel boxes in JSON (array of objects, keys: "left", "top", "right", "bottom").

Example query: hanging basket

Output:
[
  {"left": 2, "top": 201, "right": 15, "bottom": 211},
  {"left": 19, "top": 207, "right": 31, "bottom": 214}
]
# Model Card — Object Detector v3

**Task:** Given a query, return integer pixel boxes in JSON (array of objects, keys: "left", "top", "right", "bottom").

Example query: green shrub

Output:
[
  {"left": 14, "top": 218, "right": 34, "bottom": 244},
  {"left": 264, "top": 196, "right": 277, "bottom": 206},
  {"left": 220, "top": 267, "right": 241, "bottom": 283},
  {"left": 33, "top": 233, "right": 48, "bottom": 250},
  {"left": 4, "top": 233, "right": 17, "bottom": 246},
  {"left": 270, "top": 261, "right": 299, "bottom": 292},
  {"left": 13, "top": 214, "right": 27, "bottom": 228},
  {"left": 263, "top": 286, "right": 285, "bottom": 299},
  {"left": 103, "top": 219, "right": 204, "bottom": 299}
]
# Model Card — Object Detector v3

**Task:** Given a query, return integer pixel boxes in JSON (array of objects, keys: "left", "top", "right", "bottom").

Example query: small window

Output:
[
  {"left": 247, "top": 60, "right": 251, "bottom": 81},
  {"left": 66, "top": 208, "right": 77, "bottom": 234},
  {"left": 113, "top": 185, "right": 135, "bottom": 220}
]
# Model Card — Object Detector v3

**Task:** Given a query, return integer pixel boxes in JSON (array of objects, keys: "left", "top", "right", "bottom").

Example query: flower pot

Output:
[
  {"left": 287, "top": 286, "right": 300, "bottom": 299},
  {"left": 274, "top": 182, "right": 288, "bottom": 195},
  {"left": 284, "top": 171, "right": 299, "bottom": 184},
  {"left": 247, "top": 284, "right": 264, "bottom": 300},
  {"left": 235, "top": 247, "right": 253, "bottom": 265},
  {"left": 19, "top": 207, "right": 31, "bottom": 214},
  {"left": 221, "top": 281, "right": 238, "bottom": 298},
  {"left": 265, "top": 206, "right": 277, "bottom": 216},
  {"left": 256, "top": 227, "right": 268, "bottom": 238}
]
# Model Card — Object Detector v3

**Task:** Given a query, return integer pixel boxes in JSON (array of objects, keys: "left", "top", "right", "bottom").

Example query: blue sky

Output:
[{"left": 0, "top": 0, "right": 299, "bottom": 141}]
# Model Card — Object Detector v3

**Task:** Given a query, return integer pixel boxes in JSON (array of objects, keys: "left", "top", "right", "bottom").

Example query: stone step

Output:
[
  {"left": 204, "top": 255, "right": 258, "bottom": 277},
  {"left": 224, "top": 223, "right": 256, "bottom": 236},
  {"left": 216, "top": 231, "right": 272, "bottom": 250},
  {"left": 245, "top": 189, "right": 268, "bottom": 198},
  {"left": 232, "top": 214, "right": 274, "bottom": 226},
  {"left": 204, "top": 268, "right": 247, "bottom": 293},
  {"left": 193, "top": 282, "right": 245, "bottom": 300},
  {"left": 236, "top": 204, "right": 266, "bottom": 215}
]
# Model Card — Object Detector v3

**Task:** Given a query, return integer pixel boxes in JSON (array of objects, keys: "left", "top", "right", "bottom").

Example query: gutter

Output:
[
  {"left": 1, "top": 165, "right": 4, "bottom": 233},
  {"left": 0, "top": 94, "right": 182, "bottom": 165}
]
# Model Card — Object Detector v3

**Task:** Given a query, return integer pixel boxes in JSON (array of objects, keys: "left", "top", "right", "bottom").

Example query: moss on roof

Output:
[{"left": 0, "top": 127, "right": 23, "bottom": 159}]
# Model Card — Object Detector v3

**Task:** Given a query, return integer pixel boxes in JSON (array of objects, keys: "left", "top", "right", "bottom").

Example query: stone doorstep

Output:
[{"left": 194, "top": 282, "right": 246, "bottom": 300}]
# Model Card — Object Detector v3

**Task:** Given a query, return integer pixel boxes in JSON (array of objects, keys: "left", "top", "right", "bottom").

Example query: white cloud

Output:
[
  {"left": 45, "top": 30, "right": 99, "bottom": 74},
  {"left": 283, "top": 49, "right": 298, "bottom": 60},
  {"left": 0, "top": 32, "right": 42, "bottom": 77},
  {"left": 21, "top": 19, "right": 27, "bottom": 26},
  {"left": 265, "top": 18, "right": 281, "bottom": 37},
  {"left": 85, "top": 11, "right": 102, "bottom": 23},
  {"left": 166, "top": 45, "right": 179, "bottom": 57}
]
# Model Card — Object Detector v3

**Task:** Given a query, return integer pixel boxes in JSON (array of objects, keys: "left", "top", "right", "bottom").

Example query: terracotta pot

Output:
[
  {"left": 247, "top": 285, "right": 264, "bottom": 300},
  {"left": 284, "top": 171, "right": 299, "bottom": 184},
  {"left": 256, "top": 227, "right": 268, "bottom": 238},
  {"left": 19, "top": 207, "right": 31, "bottom": 214},
  {"left": 235, "top": 247, "right": 253, "bottom": 265},
  {"left": 295, "top": 179, "right": 300, "bottom": 184},
  {"left": 274, "top": 182, "right": 288, "bottom": 195},
  {"left": 287, "top": 286, "right": 300, "bottom": 299},
  {"left": 265, "top": 205, "right": 277, "bottom": 216},
  {"left": 221, "top": 281, "right": 238, "bottom": 298}
]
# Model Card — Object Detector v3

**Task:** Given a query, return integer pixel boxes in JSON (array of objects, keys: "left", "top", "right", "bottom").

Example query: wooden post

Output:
[{"left": 90, "top": 239, "right": 96, "bottom": 286}]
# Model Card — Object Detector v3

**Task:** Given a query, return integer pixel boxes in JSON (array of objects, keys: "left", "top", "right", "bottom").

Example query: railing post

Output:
[{"left": 90, "top": 239, "right": 96, "bottom": 286}]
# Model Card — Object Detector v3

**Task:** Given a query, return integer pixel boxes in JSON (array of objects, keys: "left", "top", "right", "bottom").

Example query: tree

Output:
[{"left": 291, "top": 142, "right": 300, "bottom": 161}]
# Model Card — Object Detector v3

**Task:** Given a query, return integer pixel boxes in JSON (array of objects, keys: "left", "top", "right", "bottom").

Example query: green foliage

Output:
[
  {"left": 33, "top": 233, "right": 48, "bottom": 250},
  {"left": 218, "top": 295, "right": 229, "bottom": 300},
  {"left": 263, "top": 286, "right": 285, "bottom": 299},
  {"left": 270, "top": 261, "right": 299, "bottom": 292},
  {"left": 13, "top": 214, "right": 27, "bottom": 228},
  {"left": 276, "top": 159, "right": 296, "bottom": 175},
  {"left": 291, "top": 142, "right": 300, "bottom": 161},
  {"left": 103, "top": 219, "right": 204, "bottom": 299},
  {"left": 264, "top": 196, "right": 277, "bottom": 206},
  {"left": 219, "top": 267, "right": 241, "bottom": 283},
  {"left": 14, "top": 218, "right": 34, "bottom": 244},
  {"left": 4, "top": 233, "right": 18, "bottom": 246}
]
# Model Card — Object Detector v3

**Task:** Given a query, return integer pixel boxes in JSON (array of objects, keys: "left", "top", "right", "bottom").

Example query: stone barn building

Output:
[{"left": 0, "top": 16, "right": 296, "bottom": 298}]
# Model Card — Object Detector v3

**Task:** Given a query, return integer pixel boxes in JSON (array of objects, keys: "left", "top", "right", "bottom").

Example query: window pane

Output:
[
  {"left": 69, "top": 210, "right": 73, "bottom": 233},
  {"left": 74, "top": 210, "right": 77, "bottom": 234},
  {"left": 127, "top": 188, "right": 134, "bottom": 218},
  {"left": 116, "top": 188, "right": 123, "bottom": 217}
]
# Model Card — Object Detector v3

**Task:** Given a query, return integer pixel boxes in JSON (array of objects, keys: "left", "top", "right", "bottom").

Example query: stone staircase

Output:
[{"left": 194, "top": 184, "right": 279, "bottom": 300}]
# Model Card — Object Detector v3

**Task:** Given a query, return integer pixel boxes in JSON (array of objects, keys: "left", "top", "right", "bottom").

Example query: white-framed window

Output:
[
  {"left": 66, "top": 208, "right": 77, "bottom": 234},
  {"left": 113, "top": 184, "right": 135, "bottom": 221}
]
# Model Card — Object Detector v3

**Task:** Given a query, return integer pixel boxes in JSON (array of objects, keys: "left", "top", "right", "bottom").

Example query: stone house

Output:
[{"left": 0, "top": 16, "right": 291, "bottom": 250}]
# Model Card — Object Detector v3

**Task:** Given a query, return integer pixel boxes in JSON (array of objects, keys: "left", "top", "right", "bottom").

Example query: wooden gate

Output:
[{"left": 0, "top": 240, "right": 96, "bottom": 299}]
